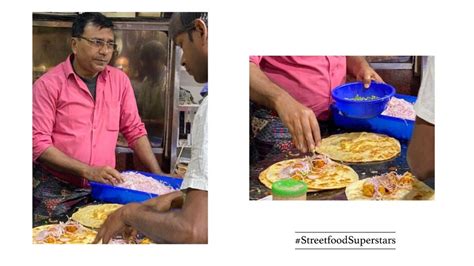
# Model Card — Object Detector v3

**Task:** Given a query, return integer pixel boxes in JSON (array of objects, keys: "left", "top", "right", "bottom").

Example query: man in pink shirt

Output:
[
  {"left": 33, "top": 13, "right": 162, "bottom": 224},
  {"left": 249, "top": 56, "right": 383, "bottom": 161}
]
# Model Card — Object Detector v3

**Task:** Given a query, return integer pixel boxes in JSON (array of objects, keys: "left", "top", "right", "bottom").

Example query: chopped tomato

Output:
[
  {"left": 65, "top": 225, "right": 78, "bottom": 233},
  {"left": 313, "top": 160, "right": 326, "bottom": 168}
]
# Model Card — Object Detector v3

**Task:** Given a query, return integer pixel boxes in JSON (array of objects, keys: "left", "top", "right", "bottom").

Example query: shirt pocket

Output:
[{"left": 105, "top": 101, "right": 120, "bottom": 131}]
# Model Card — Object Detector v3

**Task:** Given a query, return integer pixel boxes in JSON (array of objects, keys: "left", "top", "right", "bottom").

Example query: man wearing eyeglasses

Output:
[
  {"left": 94, "top": 12, "right": 208, "bottom": 244},
  {"left": 33, "top": 13, "right": 162, "bottom": 224}
]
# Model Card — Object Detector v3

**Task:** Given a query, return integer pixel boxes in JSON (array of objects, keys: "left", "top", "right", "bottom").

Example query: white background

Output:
[{"left": 1, "top": 0, "right": 473, "bottom": 265}]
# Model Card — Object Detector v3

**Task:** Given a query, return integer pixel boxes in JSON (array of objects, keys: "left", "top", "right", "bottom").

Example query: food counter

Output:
[{"left": 249, "top": 124, "right": 435, "bottom": 200}]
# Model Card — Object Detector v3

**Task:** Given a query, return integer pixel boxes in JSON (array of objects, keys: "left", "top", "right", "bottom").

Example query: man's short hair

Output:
[
  {"left": 71, "top": 12, "right": 114, "bottom": 37},
  {"left": 169, "top": 12, "right": 208, "bottom": 42}
]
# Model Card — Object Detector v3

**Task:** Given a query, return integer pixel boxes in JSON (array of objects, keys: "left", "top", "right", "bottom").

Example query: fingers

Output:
[
  {"left": 278, "top": 97, "right": 320, "bottom": 153},
  {"left": 123, "top": 227, "right": 138, "bottom": 243},
  {"left": 93, "top": 228, "right": 106, "bottom": 244},
  {"left": 99, "top": 174, "right": 115, "bottom": 185},
  {"left": 285, "top": 118, "right": 301, "bottom": 152},
  {"left": 309, "top": 116, "right": 322, "bottom": 149},
  {"left": 363, "top": 68, "right": 384, "bottom": 88},
  {"left": 87, "top": 166, "right": 123, "bottom": 185},
  {"left": 93, "top": 222, "right": 115, "bottom": 244},
  {"left": 93, "top": 235, "right": 101, "bottom": 244},
  {"left": 101, "top": 231, "right": 112, "bottom": 244},
  {"left": 106, "top": 167, "right": 124, "bottom": 184},
  {"left": 93, "top": 216, "right": 114, "bottom": 244},
  {"left": 301, "top": 116, "right": 315, "bottom": 152},
  {"left": 93, "top": 208, "right": 129, "bottom": 244},
  {"left": 363, "top": 73, "right": 372, "bottom": 89},
  {"left": 289, "top": 111, "right": 320, "bottom": 153},
  {"left": 292, "top": 116, "right": 307, "bottom": 153}
]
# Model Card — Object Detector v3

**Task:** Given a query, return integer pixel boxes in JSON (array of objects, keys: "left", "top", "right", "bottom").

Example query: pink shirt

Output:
[
  {"left": 250, "top": 56, "right": 346, "bottom": 120},
  {"left": 33, "top": 55, "right": 147, "bottom": 187}
]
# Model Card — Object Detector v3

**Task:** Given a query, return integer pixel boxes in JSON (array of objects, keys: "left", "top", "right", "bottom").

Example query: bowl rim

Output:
[{"left": 332, "top": 81, "right": 396, "bottom": 103}]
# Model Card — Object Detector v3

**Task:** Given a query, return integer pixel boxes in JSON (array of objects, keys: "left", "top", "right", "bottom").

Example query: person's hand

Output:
[
  {"left": 354, "top": 65, "right": 384, "bottom": 89},
  {"left": 142, "top": 191, "right": 184, "bottom": 212},
  {"left": 274, "top": 94, "right": 321, "bottom": 153},
  {"left": 85, "top": 166, "right": 124, "bottom": 185},
  {"left": 174, "top": 164, "right": 187, "bottom": 177},
  {"left": 93, "top": 203, "right": 140, "bottom": 244}
]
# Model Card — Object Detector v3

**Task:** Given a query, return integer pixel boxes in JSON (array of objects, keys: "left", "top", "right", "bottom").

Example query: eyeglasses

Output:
[{"left": 75, "top": 36, "right": 117, "bottom": 51}]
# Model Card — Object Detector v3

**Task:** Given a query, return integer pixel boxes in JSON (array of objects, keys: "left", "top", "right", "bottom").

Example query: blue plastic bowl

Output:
[
  {"left": 332, "top": 81, "right": 396, "bottom": 119},
  {"left": 90, "top": 171, "right": 183, "bottom": 204},
  {"left": 331, "top": 94, "right": 416, "bottom": 141}
]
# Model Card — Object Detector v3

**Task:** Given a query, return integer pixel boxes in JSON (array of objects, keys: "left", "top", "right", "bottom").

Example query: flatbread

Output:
[
  {"left": 314, "top": 132, "right": 401, "bottom": 163},
  {"left": 259, "top": 155, "right": 359, "bottom": 190},
  {"left": 33, "top": 218, "right": 154, "bottom": 244},
  {"left": 32, "top": 221, "right": 97, "bottom": 244},
  {"left": 71, "top": 204, "right": 123, "bottom": 228},
  {"left": 345, "top": 171, "right": 434, "bottom": 200}
]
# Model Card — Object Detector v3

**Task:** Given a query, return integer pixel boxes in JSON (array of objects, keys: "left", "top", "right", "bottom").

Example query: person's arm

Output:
[
  {"left": 94, "top": 189, "right": 207, "bottom": 244},
  {"left": 33, "top": 79, "right": 123, "bottom": 185},
  {"left": 141, "top": 190, "right": 184, "bottom": 211},
  {"left": 407, "top": 117, "right": 435, "bottom": 179},
  {"left": 249, "top": 62, "right": 321, "bottom": 152},
  {"left": 131, "top": 135, "right": 162, "bottom": 174},
  {"left": 346, "top": 56, "right": 384, "bottom": 88},
  {"left": 38, "top": 147, "right": 124, "bottom": 185}
]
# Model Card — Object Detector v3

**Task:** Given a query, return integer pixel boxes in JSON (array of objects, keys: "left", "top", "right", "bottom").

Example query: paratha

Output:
[
  {"left": 314, "top": 132, "right": 401, "bottom": 162},
  {"left": 33, "top": 218, "right": 153, "bottom": 244},
  {"left": 32, "top": 221, "right": 97, "bottom": 244},
  {"left": 259, "top": 155, "right": 359, "bottom": 190},
  {"left": 71, "top": 204, "right": 122, "bottom": 228},
  {"left": 345, "top": 171, "right": 434, "bottom": 200}
]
